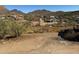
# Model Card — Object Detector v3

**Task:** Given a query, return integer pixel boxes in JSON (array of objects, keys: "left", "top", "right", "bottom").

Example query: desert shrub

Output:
[
  {"left": 33, "top": 26, "right": 43, "bottom": 33},
  {"left": 0, "top": 19, "right": 25, "bottom": 39},
  {"left": 25, "top": 26, "right": 34, "bottom": 33}
]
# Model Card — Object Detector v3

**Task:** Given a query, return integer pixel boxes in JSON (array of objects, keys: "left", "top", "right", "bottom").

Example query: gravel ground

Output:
[{"left": 0, "top": 32, "right": 79, "bottom": 54}]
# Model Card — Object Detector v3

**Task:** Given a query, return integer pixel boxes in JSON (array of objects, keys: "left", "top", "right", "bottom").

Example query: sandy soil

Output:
[{"left": 0, "top": 32, "right": 79, "bottom": 54}]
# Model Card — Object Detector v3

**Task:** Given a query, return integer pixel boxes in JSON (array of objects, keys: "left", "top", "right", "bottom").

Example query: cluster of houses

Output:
[
  {"left": 31, "top": 15, "right": 66, "bottom": 26},
  {"left": 0, "top": 11, "right": 78, "bottom": 27},
  {"left": 39, "top": 16, "right": 59, "bottom": 26}
]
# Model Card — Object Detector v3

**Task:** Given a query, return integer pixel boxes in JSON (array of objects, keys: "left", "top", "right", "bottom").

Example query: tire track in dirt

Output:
[{"left": 0, "top": 32, "right": 79, "bottom": 53}]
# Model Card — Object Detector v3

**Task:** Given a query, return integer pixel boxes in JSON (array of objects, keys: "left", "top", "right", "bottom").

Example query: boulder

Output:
[{"left": 58, "top": 28, "right": 79, "bottom": 42}]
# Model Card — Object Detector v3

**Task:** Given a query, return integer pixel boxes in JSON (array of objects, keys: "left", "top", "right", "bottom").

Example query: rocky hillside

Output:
[
  {"left": 0, "top": 6, "right": 25, "bottom": 15},
  {"left": 0, "top": 6, "right": 9, "bottom": 14}
]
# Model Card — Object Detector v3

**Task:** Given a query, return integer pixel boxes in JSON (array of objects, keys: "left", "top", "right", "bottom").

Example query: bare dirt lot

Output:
[{"left": 0, "top": 32, "right": 79, "bottom": 54}]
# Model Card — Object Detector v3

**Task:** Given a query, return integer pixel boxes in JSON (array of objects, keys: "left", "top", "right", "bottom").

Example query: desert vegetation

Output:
[{"left": 0, "top": 19, "right": 25, "bottom": 39}]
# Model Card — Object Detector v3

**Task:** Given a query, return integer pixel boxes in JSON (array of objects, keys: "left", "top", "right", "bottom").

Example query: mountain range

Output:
[{"left": 0, "top": 6, "right": 79, "bottom": 22}]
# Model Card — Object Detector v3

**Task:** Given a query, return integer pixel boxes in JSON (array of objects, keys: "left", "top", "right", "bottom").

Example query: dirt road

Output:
[{"left": 0, "top": 32, "right": 79, "bottom": 54}]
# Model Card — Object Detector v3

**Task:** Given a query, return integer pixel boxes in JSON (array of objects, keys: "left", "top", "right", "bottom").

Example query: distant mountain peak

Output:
[
  {"left": 27, "top": 9, "right": 52, "bottom": 16},
  {"left": 11, "top": 9, "right": 25, "bottom": 14},
  {"left": 31, "top": 9, "right": 51, "bottom": 12}
]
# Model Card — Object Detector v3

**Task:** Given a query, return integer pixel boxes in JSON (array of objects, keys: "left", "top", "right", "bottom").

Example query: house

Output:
[{"left": 39, "top": 15, "right": 59, "bottom": 26}]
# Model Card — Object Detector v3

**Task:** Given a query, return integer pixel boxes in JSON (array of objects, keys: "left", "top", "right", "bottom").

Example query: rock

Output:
[{"left": 58, "top": 28, "right": 79, "bottom": 42}]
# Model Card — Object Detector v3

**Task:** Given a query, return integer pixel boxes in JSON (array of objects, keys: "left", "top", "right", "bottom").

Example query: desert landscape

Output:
[{"left": 0, "top": 5, "right": 78, "bottom": 54}]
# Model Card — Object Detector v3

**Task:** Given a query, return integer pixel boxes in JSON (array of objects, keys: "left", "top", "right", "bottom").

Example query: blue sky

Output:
[{"left": 4, "top": 5, "right": 79, "bottom": 13}]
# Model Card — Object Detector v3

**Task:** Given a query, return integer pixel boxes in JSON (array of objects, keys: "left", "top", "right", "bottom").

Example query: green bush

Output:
[{"left": 0, "top": 19, "right": 25, "bottom": 39}]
